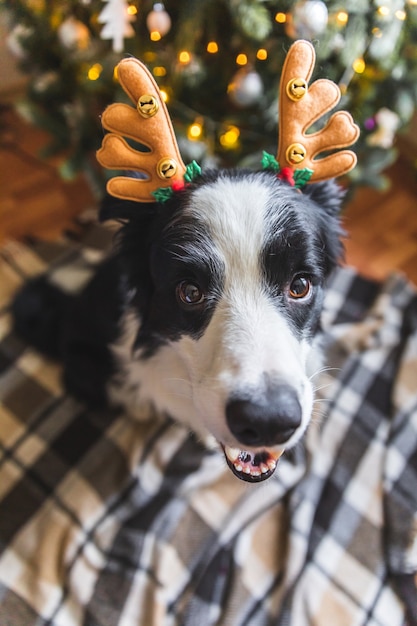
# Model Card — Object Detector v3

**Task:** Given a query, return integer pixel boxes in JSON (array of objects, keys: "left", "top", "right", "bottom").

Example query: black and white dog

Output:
[{"left": 13, "top": 168, "right": 344, "bottom": 483}]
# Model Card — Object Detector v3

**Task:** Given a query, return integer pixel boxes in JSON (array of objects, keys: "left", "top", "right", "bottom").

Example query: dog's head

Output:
[
  {"left": 97, "top": 40, "right": 358, "bottom": 482},
  {"left": 103, "top": 169, "right": 344, "bottom": 482}
]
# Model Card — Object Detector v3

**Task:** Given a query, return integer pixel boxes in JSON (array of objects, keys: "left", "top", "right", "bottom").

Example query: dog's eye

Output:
[
  {"left": 177, "top": 281, "right": 205, "bottom": 306},
  {"left": 288, "top": 275, "right": 312, "bottom": 300}
]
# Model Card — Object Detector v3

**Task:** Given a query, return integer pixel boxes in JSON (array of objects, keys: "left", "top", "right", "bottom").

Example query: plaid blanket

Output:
[{"left": 0, "top": 229, "right": 416, "bottom": 626}]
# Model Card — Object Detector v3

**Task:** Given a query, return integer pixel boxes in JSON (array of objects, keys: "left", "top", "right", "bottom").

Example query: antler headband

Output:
[{"left": 97, "top": 40, "right": 359, "bottom": 202}]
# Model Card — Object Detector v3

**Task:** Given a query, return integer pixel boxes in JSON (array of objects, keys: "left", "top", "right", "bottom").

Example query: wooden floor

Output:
[
  {"left": 343, "top": 158, "right": 417, "bottom": 285},
  {"left": 0, "top": 106, "right": 95, "bottom": 242},
  {"left": 1, "top": 107, "right": 417, "bottom": 286}
]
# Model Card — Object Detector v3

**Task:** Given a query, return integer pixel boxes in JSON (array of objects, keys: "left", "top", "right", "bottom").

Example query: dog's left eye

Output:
[
  {"left": 288, "top": 275, "right": 312, "bottom": 300},
  {"left": 177, "top": 281, "right": 205, "bottom": 306}
]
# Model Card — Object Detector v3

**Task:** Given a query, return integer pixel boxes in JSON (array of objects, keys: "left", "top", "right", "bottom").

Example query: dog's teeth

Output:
[
  {"left": 225, "top": 445, "right": 283, "bottom": 481},
  {"left": 225, "top": 446, "right": 241, "bottom": 462}
]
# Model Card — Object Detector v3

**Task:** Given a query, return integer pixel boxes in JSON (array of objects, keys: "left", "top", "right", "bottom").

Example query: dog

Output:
[
  {"left": 13, "top": 40, "right": 359, "bottom": 483},
  {"left": 12, "top": 168, "right": 344, "bottom": 483}
]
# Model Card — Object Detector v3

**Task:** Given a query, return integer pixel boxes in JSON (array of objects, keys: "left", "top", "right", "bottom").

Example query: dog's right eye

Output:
[{"left": 176, "top": 281, "right": 205, "bottom": 306}]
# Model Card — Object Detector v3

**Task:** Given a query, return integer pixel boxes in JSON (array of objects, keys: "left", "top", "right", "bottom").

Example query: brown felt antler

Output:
[
  {"left": 97, "top": 42, "right": 359, "bottom": 203},
  {"left": 96, "top": 57, "right": 187, "bottom": 202},
  {"left": 277, "top": 40, "right": 359, "bottom": 182}
]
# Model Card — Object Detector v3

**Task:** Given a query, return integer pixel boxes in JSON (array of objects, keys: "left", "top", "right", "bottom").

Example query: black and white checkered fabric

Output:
[{"left": 0, "top": 230, "right": 416, "bottom": 625}]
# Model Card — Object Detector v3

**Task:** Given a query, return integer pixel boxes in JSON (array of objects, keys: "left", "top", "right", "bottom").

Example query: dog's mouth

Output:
[{"left": 222, "top": 445, "right": 284, "bottom": 483}]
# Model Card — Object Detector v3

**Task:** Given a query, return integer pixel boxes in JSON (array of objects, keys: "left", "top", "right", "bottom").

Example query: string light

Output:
[
  {"left": 377, "top": 5, "right": 390, "bottom": 16},
  {"left": 88, "top": 63, "right": 102, "bottom": 80},
  {"left": 127, "top": 5, "right": 137, "bottom": 15},
  {"left": 150, "top": 31, "right": 161, "bottom": 41},
  {"left": 336, "top": 11, "right": 349, "bottom": 24},
  {"left": 207, "top": 41, "right": 218, "bottom": 53},
  {"left": 153, "top": 66, "right": 166, "bottom": 77},
  {"left": 275, "top": 12, "right": 287, "bottom": 23},
  {"left": 372, "top": 27, "right": 383, "bottom": 37},
  {"left": 395, "top": 9, "right": 406, "bottom": 19},
  {"left": 256, "top": 48, "right": 268, "bottom": 61},
  {"left": 179, "top": 50, "right": 191, "bottom": 64},
  {"left": 236, "top": 53, "right": 248, "bottom": 66},
  {"left": 50, "top": 12, "right": 60, "bottom": 28},
  {"left": 352, "top": 57, "right": 366, "bottom": 74},
  {"left": 144, "top": 52, "right": 157, "bottom": 62},
  {"left": 220, "top": 126, "right": 240, "bottom": 149},
  {"left": 159, "top": 88, "right": 169, "bottom": 102},
  {"left": 187, "top": 120, "right": 203, "bottom": 141}
]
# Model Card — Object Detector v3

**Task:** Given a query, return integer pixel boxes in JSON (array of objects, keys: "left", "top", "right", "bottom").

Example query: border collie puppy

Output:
[
  {"left": 13, "top": 168, "right": 344, "bottom": 483},
  {"left": 14, "top": 40, "right": 358, "bottom": 483}
]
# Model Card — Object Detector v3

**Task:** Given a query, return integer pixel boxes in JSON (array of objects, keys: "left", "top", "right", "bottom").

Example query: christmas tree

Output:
[{"left": 2, "top": 0, "right": 417, "bottom": 195}]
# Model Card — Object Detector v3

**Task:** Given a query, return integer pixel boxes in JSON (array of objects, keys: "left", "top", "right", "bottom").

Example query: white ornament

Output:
[
  {"left": 286, "top": 0, "right": 328, "bottom": 40},
  {"left": 6, "top": 24, "right": 33, "bottom": 59},
  {"left": 228, "top": 69, "right": 263, "bottom": 107},
  {"left": 178, "top": 56, "right": 205, "bottom": 87},
  {"left": 58, "top": 16, "right": 90, "bottom": 50},
  {"left": 146, "top": 3, "right": 171, "bottom": 37},
  {"left": 367, "top": 108, "right": 400, "bottom": 149},
  {"left": 98, "top": 0, "right": 136, "bottom": 53}
]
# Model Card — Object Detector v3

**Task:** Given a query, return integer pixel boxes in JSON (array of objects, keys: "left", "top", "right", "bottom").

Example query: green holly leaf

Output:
[
  {"left": 294, "top": 168, "right": 314, "bottom": 189},
  {"left": 184, "top": 160, "right": 202, "bottom": 183},
  {"left": 261, "top": 151, "right": 279, "bottom": 173},
  {"left": 152, "top": 187, "right": 174, "bottom": 203}
]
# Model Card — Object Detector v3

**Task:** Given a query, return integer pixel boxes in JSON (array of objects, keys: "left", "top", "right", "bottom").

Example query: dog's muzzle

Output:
[{"left": 222, "top": 383, "right": 302, "bottom": 483}]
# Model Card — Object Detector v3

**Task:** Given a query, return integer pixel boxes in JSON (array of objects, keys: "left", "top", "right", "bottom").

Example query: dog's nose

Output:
[{"left": 226, "top": 384, "right": 302, "bottom": 447}]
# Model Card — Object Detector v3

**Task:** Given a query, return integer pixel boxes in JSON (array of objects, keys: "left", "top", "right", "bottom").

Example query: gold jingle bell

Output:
[
  {"left": 137, "top": 94, "right": 159, "bottom": 118},
  {"left": 157, "top": 157, "right": 178, "bottom": 180},
  {"left": 286, "top": 78, "right": 308, "bottom": 101},
  {"left": 286, "top": 143, "right": 307, "bottom": 165}
]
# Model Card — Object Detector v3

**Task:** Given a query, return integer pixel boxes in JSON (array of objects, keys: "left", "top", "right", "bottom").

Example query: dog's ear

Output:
[
  {"left": 303, "top": 179, "right": 346, "bottom": 274},
  {"left": 302, "top": 178, "right": 346, "bottom": 217}
]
